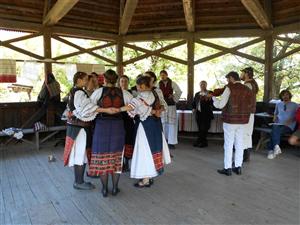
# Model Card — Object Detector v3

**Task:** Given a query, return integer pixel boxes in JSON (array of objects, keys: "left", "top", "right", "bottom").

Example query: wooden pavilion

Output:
[
  {"left": 0, "top": 1, "right": 300, "bottom": 224},
  {"left": 0, "top": 0, "right": 299, "bottom": 103}
]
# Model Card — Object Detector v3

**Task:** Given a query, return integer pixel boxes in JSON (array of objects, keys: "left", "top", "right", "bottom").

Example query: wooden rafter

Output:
[
  {"left": 273, "top": 46, "right": 300, "bottom": 63},
  {"left": 182, "top": 0, "right": 195, "bottom": 32},
  {"left": 275, "top": 36, "right": 300, "bottom": 45},
  {"left": 43, "top": 0, "right": 79, "bottom": 26},
  {"left": 119, "top": 0, "right": 139, "bottom": 35},
  {"left": 194, "top": 37, "right": 264, "bottom": 65},
  {"left": 123, "top": 40, "right": 187, "bottom": 65},
  {"left": 2, "top": 32, "right": 42, "bottom": 44},
  {"left": 241, "top": 0, "right": 272, "bottom": 30},
  {"left": 52, "top": 35, "right": 116, "bottom": 65},
  {"left": 0, "top": 41, "right": 44, "bottom": 60},
  {"left": 53, "top": 42, "right": 116, "bottom": 61},
  {"left": 195, "top": 39, "right": 265, "bottom": 64}
]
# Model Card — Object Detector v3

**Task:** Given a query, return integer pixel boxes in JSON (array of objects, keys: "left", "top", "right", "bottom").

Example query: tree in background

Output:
[
  {"left": 0, "top": 31, "right": 299, "bottom": 102},
  {"left": 272, "top": 33, "right": 300, "bottom": 100}
]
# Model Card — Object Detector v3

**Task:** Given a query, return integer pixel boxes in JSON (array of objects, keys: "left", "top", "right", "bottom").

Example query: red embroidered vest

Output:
[
  {"left": 222, "top": 82, "right": 252, "bottom": 124},
  {"left": 97, "top": 87, "right": 124, "bottom": 119},
  {"left": 159, "top": 78, "right": 175, "bottom": 105}
]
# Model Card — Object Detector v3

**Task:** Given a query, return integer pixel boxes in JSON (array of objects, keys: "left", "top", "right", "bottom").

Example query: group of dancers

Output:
[
  {"left": 62, "top": 66, "right": 299, "bottom": 196},
  {"left": 63, "top": 69, "right": 173, "bottom": 197}
]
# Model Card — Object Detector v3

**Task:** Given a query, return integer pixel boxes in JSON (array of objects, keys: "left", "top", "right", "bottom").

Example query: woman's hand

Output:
[
  {"left": 106, "top": 107, "right": 120, "bottom": 114},
  {"left": 96, "top": 107, "right": 120, "bottom": 114},
  {"left": 121, "top": 105, "right": 134, "bottom": 112}
]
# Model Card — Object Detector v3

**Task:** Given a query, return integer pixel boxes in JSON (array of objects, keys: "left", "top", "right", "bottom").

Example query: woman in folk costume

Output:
[
  {"left": 88, "top": 69, "right": 132, "bottom": 197},
  {"left": 63, "top": 72, "right": 117, "bottom": 190},
  {"left": 159, "top": 70, "right": 182, "bottom": 149},
  {"left": 119, "top": 75, "right": 135, "bottom": 172},
  {"left": 144, "top": 71, "right": 168, "bottom": 112},
  {"left": 125, "top": 76, "right": 171, "bottom": 188}
]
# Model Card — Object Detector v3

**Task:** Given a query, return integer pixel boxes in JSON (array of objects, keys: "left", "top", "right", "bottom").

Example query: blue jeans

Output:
[{"left": 267, "top": 125, "right": 292, "bottom": 151}]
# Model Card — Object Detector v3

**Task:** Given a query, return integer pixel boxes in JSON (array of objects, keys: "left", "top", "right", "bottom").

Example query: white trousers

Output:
[
  {"left": 68, "top": 129, "right": 88, "bottom": 167},
  {"left": 223, "top": 123, "right": 245, "bottom": 169},
  {"left": 243, "top": 113, "right": 254, "bottom": 149}
]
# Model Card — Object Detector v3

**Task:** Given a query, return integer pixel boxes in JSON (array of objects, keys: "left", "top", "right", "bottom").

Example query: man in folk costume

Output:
[
  {"left": 211, "top": 71, "right": 253, "bottom": 176},
  {"left": 63, "top": 72, "right": 113, "bottom": 190},
  {"left": 240, "top": 67, "right": 259, "bottom": 162},
  {"left": 159, "top": 70, "right": 182, "bottom": 149}
]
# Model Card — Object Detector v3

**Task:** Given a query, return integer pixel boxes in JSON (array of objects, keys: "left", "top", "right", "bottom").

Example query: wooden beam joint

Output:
[
  {"left": 241, "top": 0, "right": 272, "bottom": 30},
  {"left": 119, "top": 0, "right": 139, "bottom": 35},
  {"left": 43, "top": 0, "right": 79, "bottom": 26},
  {"left": 182, "top": 0, "right": 195, "bottom": 32}
]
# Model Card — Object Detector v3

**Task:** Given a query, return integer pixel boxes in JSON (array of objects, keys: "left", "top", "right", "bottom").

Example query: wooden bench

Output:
[
  {"left": 0, "top": 125, "right": 66, "bottom": 150},
  {"left": 254, "top": 127, "right": 292, "bottom": 151}
]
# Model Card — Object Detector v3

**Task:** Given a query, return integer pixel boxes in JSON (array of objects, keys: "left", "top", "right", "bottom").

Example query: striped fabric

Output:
[
  {"left": 33, "top": 122, "right": 47, "bottom": 132},
  {"left": 0, "top": 59, "right": 16, "bottom": 83},
  {"left": 76, "top": 64, "right": 105, "bottom": 74}
]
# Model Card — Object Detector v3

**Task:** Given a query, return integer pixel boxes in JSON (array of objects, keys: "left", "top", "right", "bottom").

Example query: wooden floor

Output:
[{"left": 1, "top": 139, "right": 299, "bottom": 225}]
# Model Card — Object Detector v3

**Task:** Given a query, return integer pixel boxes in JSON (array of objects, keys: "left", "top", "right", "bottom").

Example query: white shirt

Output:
[
  {"left": 72, "top": 90, "right": 98, "bottom": 122},
  {"left": 128, "top": 91, "right": 155, "bottom": 121},
  {"left": 212, "top": 87, "right": 230, "bottom": 109}
]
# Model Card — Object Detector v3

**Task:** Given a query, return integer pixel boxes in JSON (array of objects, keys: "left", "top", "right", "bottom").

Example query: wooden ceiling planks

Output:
[{"left": 0, "top": 0, "right": 298, "bottom": 36}]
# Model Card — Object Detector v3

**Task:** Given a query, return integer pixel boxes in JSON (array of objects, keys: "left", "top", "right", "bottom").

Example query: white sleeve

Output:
[
  {"left": 90, "top": 88, "right": 103, "bottom": 105},
  {"left": 172, "top": 81, "right": 182, "bottom": 103},
  {"left": 128, "top": 98, "right": 153, "bottom": 121},
  {"left": 155, "top": 88, "right": 168, "bottom": 111},
  {"left": 212, "top": 87, "right": 230, "bottom": 109},
  {"left": 73, "top": 90, "right": 98, "bottom": 121},
  {"left": 122, "top": 90, "right": 133, "bottom": 105},
  {"left": 245, "top": 83, "right": 252, "bottom": 90}
]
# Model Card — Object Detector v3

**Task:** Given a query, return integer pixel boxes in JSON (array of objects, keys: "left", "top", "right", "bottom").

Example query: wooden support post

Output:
[
  {"left": 43, "top": 29, "right": 52, "bottom": 75},
  {"left": 264, "top": 34, "right": 273, "bottom": 102},
  {"left": 187, "top": 35, "right": 194, "bottom": 103},
  {"left": 263, "top": 0, "right": 273, "bottom": 102},
  {"left": 116, "top": 39, "right": 123, "bottom": 76}
]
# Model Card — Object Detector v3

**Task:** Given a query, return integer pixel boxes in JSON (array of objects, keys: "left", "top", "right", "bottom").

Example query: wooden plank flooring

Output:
[{"left": 0, "top": 139, "right": 299, "bottom": 225}]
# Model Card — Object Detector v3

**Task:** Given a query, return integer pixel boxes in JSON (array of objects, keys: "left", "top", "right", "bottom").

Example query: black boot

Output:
[
  {"left": 112, "top": 173, "right": 120, "bottom": 196},
  {"left": 217, "top": 168, "right": 232, "bottom": 176},
  {"left": 73, "top": 165, "right": 95, "bottom": 190},
  {"left": 243, "top": 149, "right": 251, "bottom": 162},
  {"left": 99, "top": 174, "right": 108, "bottom": 197},
  {"left": 232, "top": 167, "right": 242, "bottom": 175}
]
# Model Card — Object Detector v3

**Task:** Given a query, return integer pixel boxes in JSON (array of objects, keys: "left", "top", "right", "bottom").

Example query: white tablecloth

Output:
[{"left": 177, "top": 110, "right": 223, "bottom": 133}]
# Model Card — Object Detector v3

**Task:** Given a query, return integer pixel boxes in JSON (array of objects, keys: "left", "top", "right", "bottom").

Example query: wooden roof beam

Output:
[
  {"left": 182, "top": 0, "right": 195, "bottom": 32},
  {"left": 119, "top": 0, "right": 139, "bottom": 35},
  {"left": 241, "top": 0, "right": 272, "bottom": 30},
  {"left": 43, "top": 0, "right": 79, "bottom": 26}
]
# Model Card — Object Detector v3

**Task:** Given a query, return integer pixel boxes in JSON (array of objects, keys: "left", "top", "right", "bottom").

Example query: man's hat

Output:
[
  {"left": 225, "top": 71, "right": 240, "bottom": 81},
  {"left": 241, "top": 67, "right": 253, "bottom": 74}
]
